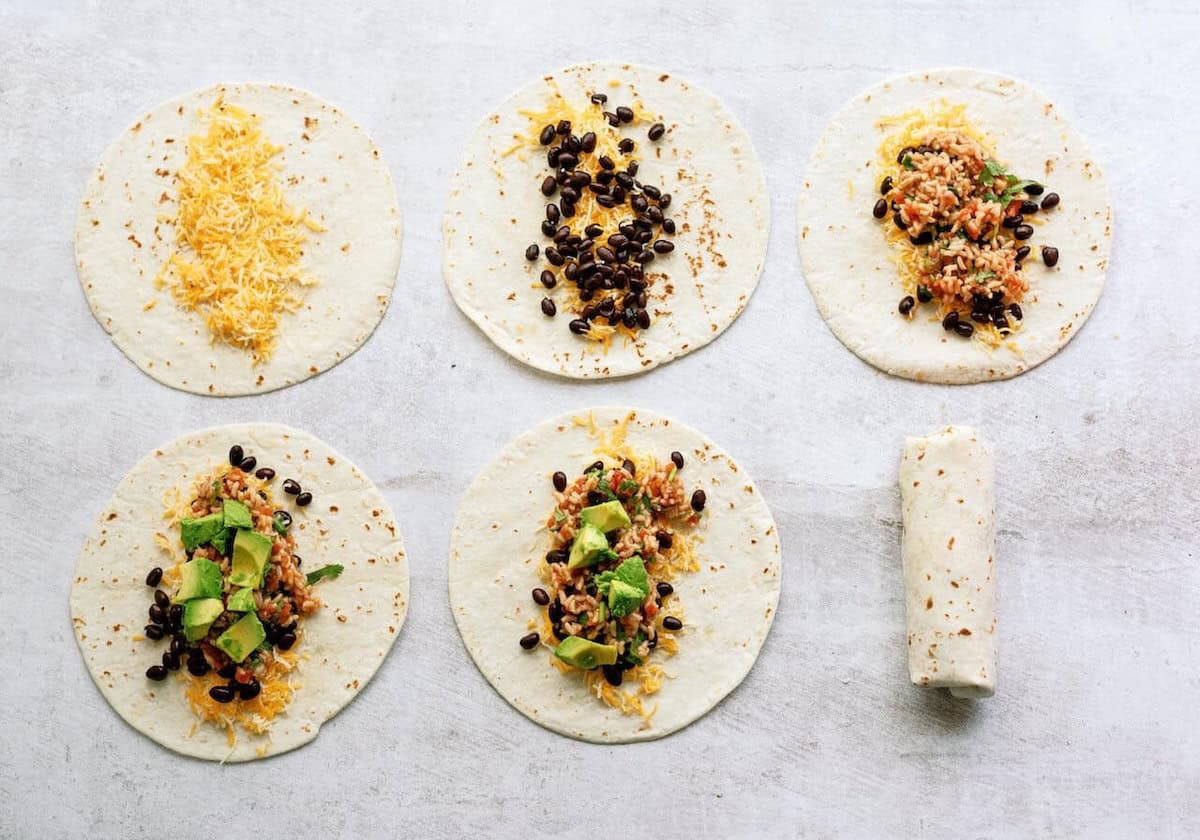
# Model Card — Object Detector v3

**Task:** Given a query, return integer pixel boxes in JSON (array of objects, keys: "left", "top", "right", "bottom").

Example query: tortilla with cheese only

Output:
[
  {"left": 70, "top": 424, "right": 409, "bottom": 761},
  {"left": 448, "top": 407, "right": 781, "bottom": 742},
  {"left": 797, "top": 68, "right": 1112, "bottom": 383},
  {"left": 75, "top": 83, "right": 402, "bottom": 396},
  {"left": 443, "top": 62, "right": 769, "bottom": 378},
  {"left": 899, "top": 425, "right": 996, "bottom": 698}
]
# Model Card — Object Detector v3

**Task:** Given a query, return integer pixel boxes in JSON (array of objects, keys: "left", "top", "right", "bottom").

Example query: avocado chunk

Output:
[
  {"left": 229, "top": 529, "right": 273, "bottom": 588},
  {"left": 180, "top": 512, "right": 224, "bottom": 552},
  {"left": 553, "top": 636, "right": 619, "bottom": 670},
  {"left": 226, "top": 587, "right": 257, "bottom": 613},
  {"left": 567, "top": 523, "right": 613, "bottom": 570},
  {"left": 222, "top": 499, "right": 253, "bottom": 530},
  {"left": 175, "top": 557, "right": 223, "bottom": 602},
  {"left": 215, "top": 612, "right": 266, "bottom": 664},
  {"left": 608, "top": 580, "right": 645, "bottom": 618},
  {"left": 182, "top": 597, "right": 224, "bottom": 641},
  {"left": 210, "top": 527, "right": 235, "bottom": 557},
  {"left": 612, "top": 555, "right": 649, "bottom": 593},
  {"left": 580, "top": 499, "right": 631, "bottom": 533}
]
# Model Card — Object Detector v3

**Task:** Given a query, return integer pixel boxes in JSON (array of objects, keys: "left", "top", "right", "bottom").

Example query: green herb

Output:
[
  {"left": 900, "top": 153, "right": 915, "bottom": 170},
  {"left": 640, "top": 494, "right": 653, "bottom": 513},
  {"left": 552, "top": 509, "right": 567, "bottom": 525},
  {"left": 667, "top": 465, "right": 677, "bottom": 483},
  {"left": 974, "top": 270, "right": 997, "bottom": 282},
  {"left": 998, "top": 179, "right": 1037, "bottom": 205},
  {"left": 272, "top": 512, "right": 290, "bottom": 535},
  {"left": 982, "top": 192, "right": 998, "bottom": 203},
  {"left": 979, "top": 158, "right": 1008, "bottom": 184},
  {"left": 305, "top": 564, "right": 344, "bottom": 585},
  {"left": 618, "top": 479, "right": 639, "bottom": 495},
  {"left": 596, "top": 603, "right": 607, "bottom": 623},
  {"left": 596, "top": 475, "right": 617, "bottom": 501}
]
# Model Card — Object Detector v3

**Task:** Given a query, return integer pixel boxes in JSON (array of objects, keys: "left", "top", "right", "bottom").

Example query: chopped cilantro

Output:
[
  {"left": 618, "top": 479, "right": 639, "bottom": 495},
  {"left": 979, "top": 158, "right": 1008, "bottom": 184},
  {"left": 272, "top": 511, "right": 290, "bottom": 535},
  {"left": 553, "top": 509, "right": 567, "bottom": 525},
  {"left": 999, "top": 179, "right": 1037, "bottom": 205},
  {"left": 900, "top": 153, "right": 915, "bottom": 170},
  {"left": 640, "top": 494, "right": 653, "bottom": 513},
  {"left": 305, "top": 564, "right": 344, "bottom": 585}
]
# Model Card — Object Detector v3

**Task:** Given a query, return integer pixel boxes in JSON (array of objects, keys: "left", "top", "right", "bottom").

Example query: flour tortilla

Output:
[
  {"left": 899, "top": 426, "right": 996, "bottom": 698},
  {"left": 75, "top": 84, "right": 402, "bottom": 395},
  {"left": 797, "top": 68, "right": 1112, "bottom": 383},
  {"left": 71, "top": 424, "right": 409, "bottom": 761},
  {"left": 444, "top": 62, "right": 769, "bottom": 378},
  {"left": 448, "top": 408, "right": 781, "bottom": 742}
]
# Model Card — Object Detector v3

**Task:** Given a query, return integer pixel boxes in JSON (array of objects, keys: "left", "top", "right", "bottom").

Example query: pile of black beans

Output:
[{"left": 527, "top": 94, "right": 675, "bottom": 336}]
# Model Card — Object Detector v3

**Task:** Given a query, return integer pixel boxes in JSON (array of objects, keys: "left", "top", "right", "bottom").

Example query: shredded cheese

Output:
[{"left": 155, "top": 98, "right": 324, "bottom": 363}]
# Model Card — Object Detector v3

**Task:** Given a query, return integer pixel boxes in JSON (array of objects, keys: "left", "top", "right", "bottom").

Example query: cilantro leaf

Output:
[
  {"left": 305, "top": 564, "right": 344, "bottom": 585},
  {"left": 900, "top": 153, "right": 915, "bottom": 170},
  {"left": 553, "top": 509, "right": 567, "bottom": 525},
  {"left": 998, "top": 179, "right": 1037, "bottom": 205},
  {"left": 618, "top": 479, "right": 639, "bottom": 495},
  {"left": 978, "top": 159, "right": 1008, "bottom": 184}
]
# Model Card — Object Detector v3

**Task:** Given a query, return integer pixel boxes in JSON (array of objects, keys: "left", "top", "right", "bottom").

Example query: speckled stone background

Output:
[{"left": 2, "top": 1, "right": 1197, "bottom": 837}]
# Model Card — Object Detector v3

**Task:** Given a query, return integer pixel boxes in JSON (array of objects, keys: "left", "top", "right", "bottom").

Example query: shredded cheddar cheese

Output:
[
  {"left": 155, "top": 98, "right": 324, "bottom": 363},
  {"left": 181, "top": 650, "right": 299, "bottom": 740}
]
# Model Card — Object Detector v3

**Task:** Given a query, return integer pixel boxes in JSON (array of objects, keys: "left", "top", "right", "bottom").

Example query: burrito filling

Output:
[
  {"left": 154, "top": 97, "right": 326, "bottom": 363},
  {"left": 517, "top": 89, "right": 676, "bottom": 342},
  {"left": 873, "top": 103, "right": 1062, "bottom": 343},
  {"left": 522, "top": 427, "right": 705, "bottom": 719},
  {"left": 141, "top": 443, "right": 339, "bottom": 741}
]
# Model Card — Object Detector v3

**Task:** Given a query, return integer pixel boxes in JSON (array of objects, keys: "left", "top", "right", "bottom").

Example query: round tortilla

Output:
[
  {"left": 70, "top": 424, "right": 409, "bottom": 762},
  {"left": 448, "top": 407, "right": 781, "bottom": 743},
  {"left": 797, "top": 68, "right": 1112, "bottom": 383},
  {"left": 443, "top": 62, "right": 769, "bottom": 378},
  {"left": 75, "top": 83, "right": 402, "bottom": 396}
]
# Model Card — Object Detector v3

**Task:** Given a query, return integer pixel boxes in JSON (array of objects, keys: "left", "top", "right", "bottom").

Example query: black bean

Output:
[
  {"left": 209, "top": 685, "right": 236, "bottom": 704},
  {"left": 1020, "top": 200, "right": 1039, "bottom": 215},
  {"left": 296, "top": 492, "right": 312, "bottom": 507},
  {"left": 541, "top": 297, "right": 556, "bottom": 317},
  {"left": 690, "top": 489, "right": 706, "bottom": 512},
  {"left": 540, "top": 176, "right": 557, "bottom": 197},
  {"left": 162, "top": 651, "right": 180, "bottom": 671},
  {"left": 590, "top": 92, "right": 607, "bottom": 105},
  {"left": 662, "top": 218, "right": 676, "bottom": 235},
  {"left": 1025, "top": 183, "right": 1045, "bottom": 196},
  {"left": 893, "top": 212, "right": 908, "bottom": 231},
  {"left": 144, "top": 566, "right": 163, "bottom": 588},
  {"left": 217, "top": 663, "right": 237, "bottom": 679},
  {"left": 146, "top": 665, "right": 168, "bottom": 681},
  {"left": 569, "top": 318, "right": 590, "bottom": 335},
  {"left": 547, "top": 472, "right": 567, "bottom": 495},
  {"left": 256, "top": 468, "right": 277, "bottom": 483},
  {"left": 154, "top": 589, "right": 169, "bottom": 609},
  {"left": 273, "top": 509, "right": 292, "bottom": 530},
  {"left": 530, "top": 587, "right": 551, "bottom": 606},
  {"left": 873, "top": 199, "right": 888, "bottom": 219},
  {"left": 1040, "top": 192, "right": 1060, "bottom": 210},
  {"left": 656, "top": 581, "right": 675, "bottom": 598},
  {"left": 880, "top": 176, "right": 893, "bottom": 195},
  {"left": 587, "top": 489, "right": 608, "bottom": 506},
  {"left": 647, "top": 122, "right": 666, "bottom": 141},
  {"left": 228, "top": 445, "right": 243, "bottom": 467},
  {"left": 652, "top": 239, "right": 674, "bottom": 254},
  {"left": 993, "top": 314, "right": 1010, "bottom": 330},
  {"left": 670, "top": 451, "right": 684, "bottom": 469},
  {"left": 942, "top": 311, "right": 960, "bottom": 331},
  {"left": 916, "top": 285, "right": 933, "bottom": 303},
  {"left": 613, "top": 106, "right": 633, "bottom": 124},
  {"left": 557, "top": 153, "right": 579, "bottom": 170},
  {"left": 538, "top": 124, "right": 555, "bottom": 145},
  {"left": 898, "top": 296, "right": 915, "bottom": 316},
  {"left": 170, "top": 637, "right": 186, "bottom": 657},
  {"left": 238, "top": 679, "right": 262, "bottom": 701},
  {"left": 618, "top": 138, "right": 635, "bottom": 154},
  {"left": 971, "top": 310, "right": 991, "bottom": 324},
  {"left": 633, "top": 309, "right": 649, "bottom": 330},
  {"left": 646, "top": 206, "right": 664, "bottom": 223},
  {"left": 545, "top": 204, "right": 560, "bottom": 224},
  {"left": 520, "top": 632, "right": 541, "bottom": 651},
  {"left": 1008, "top": 303, "right": 1023, "bottom": 321},
  {"left": 602, "top": 664, "right": 624, "bottom": 686},
  {"left": 282, "top": 478, "right": 301, "bottom": 495},
  {"left": 187, "top": 656, "right": 210, "bottom": 677},
  {"left": 144, "top": 623, "right": 164, "bottom": 640},
  {"left": 149, "top": 604, "right": 166, "bottom": 624},
  {"left": 909, "top": 231, "right": 933, "bottom": 246},
  {"left": 954, "top": 321, "right": 975, "bottom": 338},
  {"left": 1013, "top": 224, "right": 1034, "bottom": 241},
  {"left": 536, "top": 269, "right": 555, "bottom": 290},
  {"left": 1042, "top": 246, "right": 1060, "bottom": 267},
  {"left": 277, "top": 632, "right": 297, "bottom": 651},
  {"left": 662, "top": 616, "right": 683, "bottom": 631},
  {"left": 1001, "top": 215, "right": 1023, "bottom": 229},
  {"left": 238, "top": 456, "right": 256, "bottom": 473},
  {"left": 168, "top": 604, "right": 183, "bottom": 627},
  {"left": 1015, "top": 245, "right": 1031, "bottom": 262}
]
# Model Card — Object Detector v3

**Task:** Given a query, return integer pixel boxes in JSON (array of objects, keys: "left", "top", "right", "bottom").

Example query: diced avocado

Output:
[
  {"left": 229, "top": 529, "right": 273, "bottom": 588},
  {"left": 180, "top": 512, "right": 224, "bottom": 552},
  {"left": 215, "top": 612, "right": 266, "bottom": 664},
  {"left": 567, "top": 523, "right": 612, "bottom": 570},
  {"left": 580, "top": 499, "right": 631, "bottom": 532},
  {"left": 210, "top": 527, "right": 235, "bottom": 557},
  {"left": 614, "top": 556, "right": 649, "bottom": 593},
  {"left": 554, "top": 636, "right": 619, "bottom": 670},
  {"left": 175, "top": 558, "right": 223, "bottom": 602},
  {"left": 608, "top": 579, "right": 645, "bottom": 618},
  {"left": 182, "top": 597, "right": 224, "bottom": 641},
  {"left": 222, "top": 499, "right": 253, "bottom": 530},
  {"left": 226, "top": 588, "right": 257, "bottom": 613}
]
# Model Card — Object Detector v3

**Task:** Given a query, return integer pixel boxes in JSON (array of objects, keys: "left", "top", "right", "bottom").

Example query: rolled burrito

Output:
[{"left": 899, "top": 426, "right": 996, "bottom": 698}]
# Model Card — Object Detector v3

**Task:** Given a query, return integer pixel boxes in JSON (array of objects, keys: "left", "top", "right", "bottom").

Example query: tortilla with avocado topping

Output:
[
  {"left": 75, "top": 83, "right": 402, "bottom": 396},
  {"left": 448, "top": 408, "right": 781, "bottom": 743},
  {"left": 70, "top": 424, "right": 408, "bottom": 762},
  {"left": 797, "top": 68, "right": 1111, "bottom": 383}
]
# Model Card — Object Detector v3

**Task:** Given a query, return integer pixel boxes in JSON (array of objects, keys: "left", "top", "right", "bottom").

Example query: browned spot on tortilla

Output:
[
  {"left": 959, "top": 628, "right": 972, "bottom": 636},
  {"left": 925, "top": 597, "right": 933, "bottom": 610}
]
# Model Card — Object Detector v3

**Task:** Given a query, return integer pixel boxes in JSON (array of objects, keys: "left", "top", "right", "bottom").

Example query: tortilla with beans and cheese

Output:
[
  {"left": 448, "top": 408, "right": 781, "bottom": 742},
  {"left": 71, "top": 424, "right": 408, "bottom": 761},
  {"left": 797, "top": 68, "right": 1112, "bottom": 383}
]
